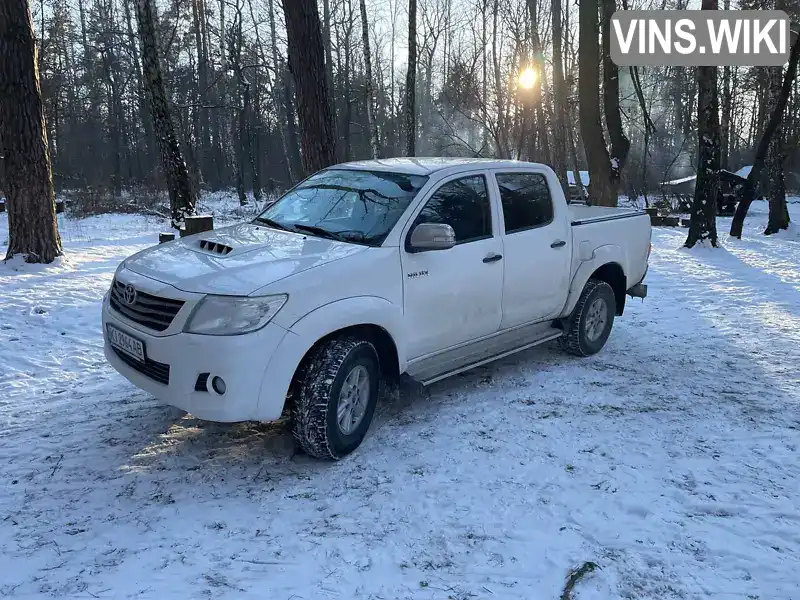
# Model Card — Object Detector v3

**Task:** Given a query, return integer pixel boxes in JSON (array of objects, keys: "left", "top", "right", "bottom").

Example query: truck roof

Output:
[{"left": 333, "top": 157, "right": 547, "bottom": 176}]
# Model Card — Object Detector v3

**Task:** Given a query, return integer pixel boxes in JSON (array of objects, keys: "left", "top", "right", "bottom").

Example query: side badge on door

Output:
[{"left": 407, "top": 270, "right": 429, "bottom": 279}]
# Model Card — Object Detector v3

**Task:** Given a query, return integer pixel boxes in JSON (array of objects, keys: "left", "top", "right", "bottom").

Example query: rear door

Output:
[
  {"left": 491, "top": 169, "right": 571, "bottom": 329},
  {"left": 401, "top": 172, "right": 504, "bottom": 359}
]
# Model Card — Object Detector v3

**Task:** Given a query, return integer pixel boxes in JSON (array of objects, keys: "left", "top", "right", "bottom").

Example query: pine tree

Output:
[
  {"left": 135, "top": 0, "right": 195, "bottom": 228},
  {"left": 0, "top": 0, "right": 63, "bottom": 263},
  {"left": 282, "top": 0, "right": 336, "bottom": 174}
]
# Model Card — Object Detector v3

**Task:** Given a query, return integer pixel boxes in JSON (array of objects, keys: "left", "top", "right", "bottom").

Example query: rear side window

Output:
[
  {"left": 412, "top": 175, "right": 492, "bottom": 244},
  {"left": 495, "top": 172, "right": 554, "bottom": 234}
]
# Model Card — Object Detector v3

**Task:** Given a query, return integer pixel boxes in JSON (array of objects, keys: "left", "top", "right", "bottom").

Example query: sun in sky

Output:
[{"left": 518, "top": 67, "right": 537, "bottom": 90}]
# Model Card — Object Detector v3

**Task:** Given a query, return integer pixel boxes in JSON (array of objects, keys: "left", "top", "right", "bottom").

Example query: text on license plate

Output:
[{"left": 107, "top": 325, "right": 145, "bottom": 362}]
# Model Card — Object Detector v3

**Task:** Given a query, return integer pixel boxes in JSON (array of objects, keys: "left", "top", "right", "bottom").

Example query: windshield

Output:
[{"left": 253, "top": 169, "right": 429, "bottom": 246}]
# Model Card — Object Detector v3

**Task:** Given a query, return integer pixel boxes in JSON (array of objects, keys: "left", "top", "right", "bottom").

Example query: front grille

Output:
[
  {"left": 112, "top": 347, "right": 170, "bottom": 385},
  {"left": 195, "top": 373, "right": 210, "bottom": 392},
  {"left": 109, "top": 278, "right": 184, "bottom": 332}
]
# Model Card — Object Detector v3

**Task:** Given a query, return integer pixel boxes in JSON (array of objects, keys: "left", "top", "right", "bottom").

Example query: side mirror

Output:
[{"left": 408, "top": 223, "right": 456, "bottom": 252}]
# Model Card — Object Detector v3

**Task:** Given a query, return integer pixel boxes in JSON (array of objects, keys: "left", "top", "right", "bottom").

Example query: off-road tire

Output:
[
  {"left": 292, "top": 337, "right": 380, "bottom": 459},
  {"left": 558, "top": 279, "right": 616, "bottom": 357}
]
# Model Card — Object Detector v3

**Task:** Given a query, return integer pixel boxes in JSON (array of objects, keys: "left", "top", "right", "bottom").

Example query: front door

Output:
[
  {"left": 491, "top": 170, "right": 571, "bottom": 329},
  {"left": 401, "top": 173, "right": 504, "bottom": 360}
]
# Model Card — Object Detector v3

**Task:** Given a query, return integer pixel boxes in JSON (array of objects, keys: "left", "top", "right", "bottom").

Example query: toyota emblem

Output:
[{"left": 123, "top": 284, "right": 137, "bottom": 306}]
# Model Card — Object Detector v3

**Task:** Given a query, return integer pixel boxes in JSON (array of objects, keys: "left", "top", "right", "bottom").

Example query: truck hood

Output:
[{"left": 123, "top": 222, "right": 367, "bottom": 295}]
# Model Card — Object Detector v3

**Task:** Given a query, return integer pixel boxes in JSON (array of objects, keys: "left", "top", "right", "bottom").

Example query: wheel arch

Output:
[
  {"left": 256, "top": 296, "right": 405, "bottom": 421},
  {"left": 589, "top": 262, "right": 627, "bottom": 316},
  {"left": 288, "top": 323, "right": 401, "bottom": 400},
  {"left": 562, "top": 245, "right": 628, "bottom": 317}
]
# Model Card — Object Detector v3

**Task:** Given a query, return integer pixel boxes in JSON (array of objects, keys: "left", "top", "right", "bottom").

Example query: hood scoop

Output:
[{"left": 198, "top": 239, "right": 233, "bottom": 256}]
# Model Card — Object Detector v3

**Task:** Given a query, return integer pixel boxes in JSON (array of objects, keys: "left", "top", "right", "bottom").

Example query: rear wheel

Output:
[
  {"left": 292, "top": 337, "right": 380, "bottom": 459},
  {"left": 558, "top": 279, "right": 616, "bottom": 357}
]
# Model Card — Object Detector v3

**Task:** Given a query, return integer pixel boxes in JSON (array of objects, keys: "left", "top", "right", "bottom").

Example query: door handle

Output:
[
  {"left": 550, "top": 240, "right": 567, "bottom": 248},
  {"left": 483, "top": 253, "right": 503, "bottom": 263}
]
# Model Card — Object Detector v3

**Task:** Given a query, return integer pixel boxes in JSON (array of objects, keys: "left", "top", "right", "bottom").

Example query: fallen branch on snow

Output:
[{"left": 560, "top": 561, "right": 600, "bottom": 600}]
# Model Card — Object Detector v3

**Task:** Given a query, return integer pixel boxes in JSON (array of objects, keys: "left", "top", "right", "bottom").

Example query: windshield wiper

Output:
[
  {"left": 254, "top": 216, "right": 290, "bottom": 231},
  {"left": 291, "top": 223, "right": 347, "bottom": 241}
]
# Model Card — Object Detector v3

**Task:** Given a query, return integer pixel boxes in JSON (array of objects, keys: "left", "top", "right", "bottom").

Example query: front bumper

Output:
[{"left": 102, "top": 296, "right": 292, "bottom": 422}]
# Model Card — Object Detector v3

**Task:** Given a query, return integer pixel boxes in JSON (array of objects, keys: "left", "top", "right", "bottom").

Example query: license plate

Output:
[{"left": 107, "top": 325, "right": 146, "bottom": 363}]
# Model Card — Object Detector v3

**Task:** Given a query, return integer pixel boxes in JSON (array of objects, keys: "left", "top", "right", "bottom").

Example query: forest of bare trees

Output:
[{"left": 2, "top": 0, "right": 800, "bottom": 260}]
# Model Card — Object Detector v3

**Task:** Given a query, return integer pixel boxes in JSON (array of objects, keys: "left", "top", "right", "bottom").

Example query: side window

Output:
[
  {"left": 412, "top": 175, "right": 492, "bottom": 244},
  {"left": 495, "top": 172, "right": 554, "bottom": 234}
]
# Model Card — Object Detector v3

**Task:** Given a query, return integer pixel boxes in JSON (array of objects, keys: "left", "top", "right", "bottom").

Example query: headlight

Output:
[{"left": 184, "top": 294, "right": 288, "bottom": 336}]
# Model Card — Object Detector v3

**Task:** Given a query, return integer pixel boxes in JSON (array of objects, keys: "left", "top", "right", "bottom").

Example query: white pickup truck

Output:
[{"left": 102, "top": 158, "right": 650, "bottom": 459}]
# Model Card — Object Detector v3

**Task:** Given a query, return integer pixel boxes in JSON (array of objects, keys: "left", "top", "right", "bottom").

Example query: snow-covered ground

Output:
[{"left": 1, "top": 197, "right": 799, "bottom": 599}]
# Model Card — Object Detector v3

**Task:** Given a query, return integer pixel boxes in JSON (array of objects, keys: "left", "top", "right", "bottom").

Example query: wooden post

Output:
[
  {"left": 183, "top": 215, "right": 213, "bottom": 236},
  {"left": 55, "top": 199, "right": 64, "bottom": 214},
  {"left": 159, "top": 232, "right": 176, "bottom": 244},
  {"left": 0, "top": 199, "right": 5, "bottom": 213}
]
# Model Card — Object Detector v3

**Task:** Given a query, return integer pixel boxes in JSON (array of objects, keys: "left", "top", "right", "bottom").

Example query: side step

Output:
[{"left": 416, "top": 329, "right": 564, "bottom": 386}]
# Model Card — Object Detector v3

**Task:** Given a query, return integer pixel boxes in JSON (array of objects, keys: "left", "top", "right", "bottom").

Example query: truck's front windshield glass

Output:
[{"left": 253, "top": 169, "right": 429, "bottom": 246}]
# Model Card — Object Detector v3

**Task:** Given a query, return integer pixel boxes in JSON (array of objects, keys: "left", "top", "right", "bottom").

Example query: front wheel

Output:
[
  {"left": 558, "top": 279, "right": 616, "bottom": 357},
  {"left": 292, "top": 337, "right": 380, "bottom": 459}
]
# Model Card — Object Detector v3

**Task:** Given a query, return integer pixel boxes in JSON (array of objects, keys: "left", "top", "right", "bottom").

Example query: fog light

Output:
[{"left": 211, "top": 376, "right": 226, "bottom": 395}]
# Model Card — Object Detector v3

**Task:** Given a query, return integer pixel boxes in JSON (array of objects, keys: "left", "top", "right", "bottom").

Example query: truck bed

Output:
[
  {"left": 566, "top": 204, "right": 651, "bottom": 293},
  {"left": 568, "top": 204, "right": 645, "bottom": 226}
]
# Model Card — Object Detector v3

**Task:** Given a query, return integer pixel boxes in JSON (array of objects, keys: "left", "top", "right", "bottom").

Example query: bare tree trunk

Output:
[
  {"left": 404, "top": 0, "right": 417, "bottom": 156},
  {"left": 390, "top": 0, "right": 398, "bottom": 151},
  {"left": 481, "top": 0, "right": 488, "bottom": 151},
  {"left": 123, "top": 0, "right": 156, "bottom": 180},
  {"left": 322, "top": 0, "right": 337, "bottom": 154},
  {"left": 526, "top": 0, "right": 549, "bottom": 164},
  {"left": 283, "top": 67, "right": 304, "bottom": 178},
  {"left": 730, "top": 31, "right": 800, "bottom": 238},
  {"left": 218, "top": 0, "right": 226, "bottom": 69},
  {"left": 567, "top": 103, "right": 588, "bottom": 202},
  {"left": 229, "top": 4, "right": 248, "bottom": 205},
  {"left": 0, "top": 0, "right": 62, "bottom": 263},
  {"left": 232, "top": 111, "right": 246, "bottom": 204},
  {"left": 250, "top": 66, "right": 262, "bottom": 201},
  {"left": 765, "top": 64, "right": 789, "bottom": 234},
  {"left": 100, "top": 16, "right": 124, "bottom": 198},
  {"left": 630, "top": 64, "right": 656, "bottom": 204},
  {"left": 443, "top": 0, "right": 451, "bottom": 82},
  {"left": 579, "top": 0, "right": 615, "bottom": 206},
  {"left": 268, "top": 0, "right": 300, "bottom": 181},
  {"left": 282, "top": 0, "right": 336, "bottom": 174},
  {"left": 492, "top": 0, "right": 507, "bottom": 157},
  {"left": 563, "top": 2, "right": 586, "bottom": 202},
  {"left": 685, "top": 0, "right": 720, "bottom": 248},
  {"left": 248, "top": 0, "right": 289, "bottom": 186},
  {"left": 340, "top": 3, "right": 354, "bottom": 162},
  {"left": 192, "top": 0, "right": 210, "bottom": 184},
  {"left": 550, "top": 0, "right": 568, "bottom": 198},
  {"left": 359, "top": 0, "right": 379, "bottom": 158},
  {"left": 719, "top": 12, "right": 733, "bottom": 170},
  {"left": 642, "top": 125, "right": 650, "bottom": 206},
  {"left": 720, "top": 66, "right": 732, "bottom": 170},
  {"left": 135, "top": 0, "right": 195, "bottom": 228},
  {"left": 601, "top": 0, "right": 629, "bottom": 195}
]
